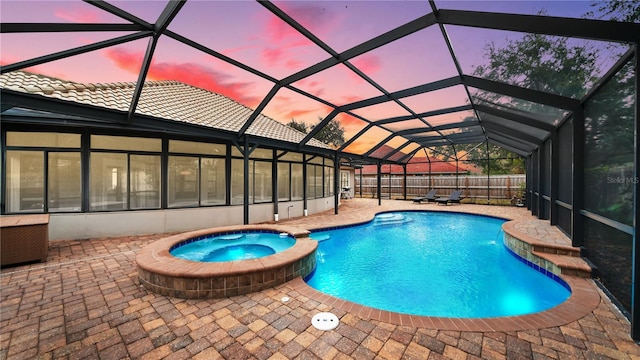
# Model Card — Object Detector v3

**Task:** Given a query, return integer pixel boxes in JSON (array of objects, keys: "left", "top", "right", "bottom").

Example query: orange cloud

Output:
[
  {"left": 104, "top": 48, "right": 262, "bottom": 108},
  {"left": 285, "top": 108, "right": 318, "bottom": 119}
]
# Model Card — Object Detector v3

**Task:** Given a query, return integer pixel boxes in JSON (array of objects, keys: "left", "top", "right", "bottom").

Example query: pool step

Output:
[
  {"left": 503, "top": 220, "right": 592, "bottom": 279},
  {"left": 531, "top": 251, "right": 592, "bottom": 278},
  {"left": 529, "top": 237, "right": 591, "bottom": 277},
  {"left": 373, "top": 213, "right": 411, "bottom": 226}
]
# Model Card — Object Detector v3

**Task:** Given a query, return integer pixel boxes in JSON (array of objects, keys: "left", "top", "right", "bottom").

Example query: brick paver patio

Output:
[{"left": 2, "top": 199, "right": 639, "bottom": 359}]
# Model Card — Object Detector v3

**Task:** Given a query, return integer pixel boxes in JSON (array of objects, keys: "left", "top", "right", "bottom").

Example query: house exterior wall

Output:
[{"left": 48, "top": 198, "right": 334, "bottom": 240}]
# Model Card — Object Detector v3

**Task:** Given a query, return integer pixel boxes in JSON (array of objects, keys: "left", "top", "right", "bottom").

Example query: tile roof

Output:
[{"left": 0, "top": 71, "right": 331, "bottom": 149}]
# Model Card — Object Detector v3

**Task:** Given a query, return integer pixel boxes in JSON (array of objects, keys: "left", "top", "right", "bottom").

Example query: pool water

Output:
[
  {"left": 306, "top": 211, "right": 571, "bottom": 318},
  {"left": 171, "top": 232, "right": 295, "bottom": 262}
]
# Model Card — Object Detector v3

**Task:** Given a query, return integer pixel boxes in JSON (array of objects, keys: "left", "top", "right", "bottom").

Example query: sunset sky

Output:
[{"left": 0, "top": 0, "right": 626, "bottom": 157}]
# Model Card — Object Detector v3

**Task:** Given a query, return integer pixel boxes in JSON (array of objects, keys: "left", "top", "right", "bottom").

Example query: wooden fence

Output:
[{"left": 354, "top": 174, "right": 526, "bottom": 200}]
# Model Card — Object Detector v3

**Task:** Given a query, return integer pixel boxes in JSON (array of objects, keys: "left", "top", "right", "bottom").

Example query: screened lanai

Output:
[{"left": 0, "top": 0, "right": 638, "bottom": 339}]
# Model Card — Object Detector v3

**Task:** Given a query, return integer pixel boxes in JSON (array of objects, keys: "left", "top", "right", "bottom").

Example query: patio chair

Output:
[
  {"left": 412, "top": 189, "right": 437, "bottom": 204},
  {"left": 434, "top": 190, "right": 463, "bottom": 205}
]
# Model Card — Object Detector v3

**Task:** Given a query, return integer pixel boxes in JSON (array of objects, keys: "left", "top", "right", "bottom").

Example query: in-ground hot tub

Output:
[{"left": 136, "top": 225, "right": 317, "bottom": 299}]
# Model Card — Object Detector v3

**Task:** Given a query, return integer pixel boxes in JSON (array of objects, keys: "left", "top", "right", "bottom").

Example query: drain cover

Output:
[{"left": 311, "top": 312, "right": 339, "bottom": 331}]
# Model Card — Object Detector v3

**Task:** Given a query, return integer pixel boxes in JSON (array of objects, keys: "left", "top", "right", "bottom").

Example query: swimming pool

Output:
[
  {"left": 136, "top": 225, "right": 317, "bottom": 298},
  {"left": 306, "top": 211, "right": 571, "bottom": 318},
  {"left": 170, "top": 232, "right": 295, "bottom": 262}
]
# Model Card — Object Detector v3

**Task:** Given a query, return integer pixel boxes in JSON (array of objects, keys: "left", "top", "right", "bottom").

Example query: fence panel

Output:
[{"left": 354, "top": 175, "right": 525, "bottom": 200}]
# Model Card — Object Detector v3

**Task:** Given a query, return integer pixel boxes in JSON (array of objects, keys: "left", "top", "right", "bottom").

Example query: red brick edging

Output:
[{"left": 136, "top": 224, "right": 317, "bottom": 299}]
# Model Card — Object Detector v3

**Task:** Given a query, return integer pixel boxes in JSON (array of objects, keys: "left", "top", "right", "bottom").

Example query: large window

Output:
[
  {"left": 278, "top": 152, "right": 304, "bottom": 202},
  {"left": 231, "top": 159, "right": 244, "bottom": 205},
  {"left": 48, "top": 152, "right": 82, "bottom": 212},
  {"left": 130, "top": 155, "right": 161, "bottom": 209},
  {"left": 306, "top": 156, "right": 325, "bottom": 199},
  {"left": 253, "top": 160, "right": 272, "bottom": 203},
  {"left": 277, "top": 162, "right": 291, "bottom": 201},
  {"left": 306, "top": 164, "right": 317, "bottom": 199},
  {"left": 5, "top": 132, "right": 81, "bottom": 213},
  {"left": 168, "top": 156, "right": 199, "bottom": 207},
  {"left": 90, "top": 153, "right": 127, "bottom": 211},
  {"left": 291, "top": 163, "right": 303, "bottom": 200},
  {"left": 324, "top": 159, "right": 334, "bottom": 197},
  {"left": 169, "top": 140, "right": 226, "bottom": 207},
  {"left": 90, "top": 135, "right": 161, "bottom": 211},
  {"left": 2, "top": 132, "right": 336, "bottom": 213},
  {"left": 232, "top": 148, "right": 274, "bottom": 204},
  {"left": 6, "top": 151, "right": 45, "bottom": 213},
  {"left": 201, "top": 158, "right": 225, "bottom": 205}
]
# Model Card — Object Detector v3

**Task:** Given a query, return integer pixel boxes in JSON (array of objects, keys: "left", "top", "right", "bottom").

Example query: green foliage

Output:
[
  {"left": 286, "top": 117, "right": 346, "bottom": 148},
  {"left": 286, "top": 119, "right": 308, "bottom": 133},
  {"left": 310, "top": 117, "right": 346, "bottom": 148},
  {"left": 474, "top": 33, "right": 598, "bottom": 101},
  {"left": 450, "top": 18, "right": 603, "bottom": 175},
  {"left": 444, "top": 142, "right": 525, "bottom": 175},
  {"left": 434, "top": 118, "right": 525, "bottom": 174},
  {"left": 587, "top": 0, "right": 640, "bottom": 22}
]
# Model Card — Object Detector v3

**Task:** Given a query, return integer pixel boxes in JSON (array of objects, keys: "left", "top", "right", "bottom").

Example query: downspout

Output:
[
  {"left": 272, "top": 149, "right": 278, "bottom": 222},
  {"left": 243, "top": 137, "right": 250, "bottom": 225},
  {"left": 303, "top": 155, "right": 308, "bottom": 216}
]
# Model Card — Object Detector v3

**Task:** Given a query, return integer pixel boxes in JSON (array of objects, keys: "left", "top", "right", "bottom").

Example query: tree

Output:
[
  {"left": 286, "top": 117, "right": 346, "bottom": 148},
  {"left": 473, "top": 32, "right": 598, "bottom": 101},
  {"left": 587, "top": 0, "right": 640, "bottom": 22},
  {"left": 436, "top": 25, "right": 601, "bottom": 174},
  {"left": 436, "top": 135, "right": 525, "bottom": 175},
  {"left": 311, "top": 117, "right": 345, "bottom": 148},
  {"left": 286, "top": 119, "right": 308, "bottom": 133}
]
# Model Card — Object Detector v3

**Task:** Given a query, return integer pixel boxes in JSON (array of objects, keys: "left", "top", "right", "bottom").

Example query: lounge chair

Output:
[
  {"left": 412, "top": 189, "right": 437, "bottom": 204},
  {"left": 434, "top": 190, "right": 463, "bottom": 205}
]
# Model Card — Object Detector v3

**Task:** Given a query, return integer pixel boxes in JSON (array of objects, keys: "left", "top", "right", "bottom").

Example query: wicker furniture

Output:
[{"left": 1, "top": 214, "right": 49, "bottom": 267}]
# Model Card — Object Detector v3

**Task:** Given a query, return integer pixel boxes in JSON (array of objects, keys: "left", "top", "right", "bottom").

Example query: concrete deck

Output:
[{"left": 2, "top": 199, "right": 639, "bottom": 359}]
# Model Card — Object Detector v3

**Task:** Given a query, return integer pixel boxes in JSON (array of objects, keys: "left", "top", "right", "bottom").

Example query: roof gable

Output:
[{"left": 0, "top": 71, "right": 331, "bottom": 149}]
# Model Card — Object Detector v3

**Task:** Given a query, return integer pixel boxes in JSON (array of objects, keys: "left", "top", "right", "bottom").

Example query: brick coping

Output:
[
  {"left": 136, "top": 224, "right": 314, "bottom": 277},
  {"left": 136, "top": 224, "right": 317, "bottom": 298},
  {"left": 502, "top": 219, "right": 592, "bottom": 277},
  {"left": 288, "top": 210, "right": 601, "bottom": 332}
]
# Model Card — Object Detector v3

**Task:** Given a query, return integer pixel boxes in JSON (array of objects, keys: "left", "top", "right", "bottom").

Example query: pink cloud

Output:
[
  {"left": 285, "top": 59, "right": 304, "bottom": 70},
  {"left": 262, "top": 48, "right": 286, "bottom": 67},
  {"left": 351, "top": 54, "right": 382, "bottom": 74},
  {"left": 341, "top": 95, "right": 364, "bottom": 103},
  {"left": 0, "top": 55, "right": 54, "bottom": 77},
  {"left": 222, "top": 44, "right": 257, "bottom": 57},
  {"left": 274, "top": 3, "right": 338, "bottom": 38},
  {"left": 54, "top": 7, "right": 102, "bottom": 23},
  {"left": 104, "top": 48, "right": 262, "bottom": 108},
  {"left": 258, "top": 3, "right": 336, "bottom": 70},
  {"left": 265, "top": 16, "right": 298, "bottom": 44}
]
